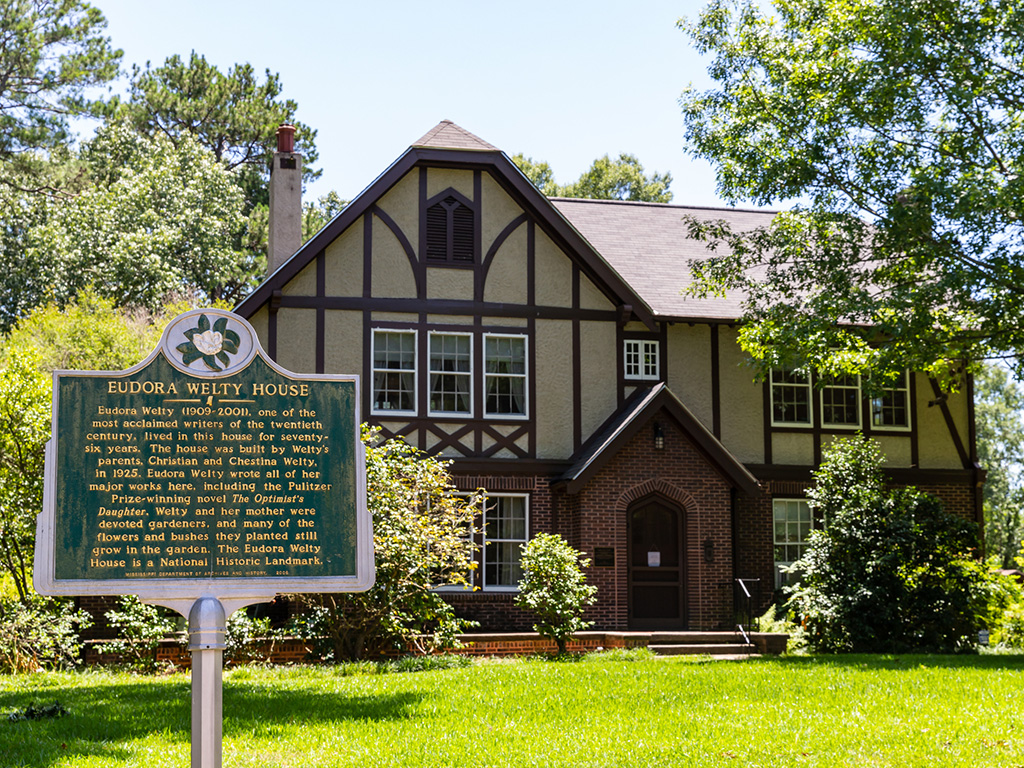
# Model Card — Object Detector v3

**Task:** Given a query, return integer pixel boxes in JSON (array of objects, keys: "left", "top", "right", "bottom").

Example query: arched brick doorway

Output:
[{"left": 627, "top": 495, "right": 686, "bottom": 629}]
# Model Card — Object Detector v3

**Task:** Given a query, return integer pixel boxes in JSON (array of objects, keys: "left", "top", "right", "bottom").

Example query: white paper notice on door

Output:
[{"left": 647, "top": 551, "right": 661, "bottom": 567}]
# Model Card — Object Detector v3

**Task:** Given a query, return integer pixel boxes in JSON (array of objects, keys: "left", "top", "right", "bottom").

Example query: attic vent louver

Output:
[{"left": 426, "top": 192, "right": 475, "bottom": 263}]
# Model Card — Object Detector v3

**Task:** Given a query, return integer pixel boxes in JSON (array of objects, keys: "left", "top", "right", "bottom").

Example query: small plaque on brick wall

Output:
[{"left": 593, "top": 547, "right": 615, "bottom": 567}]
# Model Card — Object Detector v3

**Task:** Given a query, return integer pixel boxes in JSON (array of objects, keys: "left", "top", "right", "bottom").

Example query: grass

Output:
[{"left": 1, "top": 653, "right": 1023, "bottom": 767}]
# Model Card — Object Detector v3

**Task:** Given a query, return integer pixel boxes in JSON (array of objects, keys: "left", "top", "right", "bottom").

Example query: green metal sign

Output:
[{"left": 35, "top": 309, "right": 373, "bottom": 601}]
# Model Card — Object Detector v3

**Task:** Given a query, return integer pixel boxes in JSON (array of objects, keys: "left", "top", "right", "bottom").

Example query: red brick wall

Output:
[
  {"left": 570, "top": 413, "right": 736, "bottom": 631},
  {"left": 443, "top": 408, "right": 741, "bottom": 632}
]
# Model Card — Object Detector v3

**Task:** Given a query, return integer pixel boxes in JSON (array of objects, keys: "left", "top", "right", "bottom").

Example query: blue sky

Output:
[{"left": 89, "top": 1, "right": 731, "bottom": 208}]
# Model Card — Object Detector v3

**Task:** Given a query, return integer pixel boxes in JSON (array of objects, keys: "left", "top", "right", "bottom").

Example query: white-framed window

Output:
[
  {"left": 870, "top": 370, "right": 911, "bottom": 431},
  {"left": 773, "top": 498, "right": 815, "bottom": 588},
  {"left": 483, "top": 494, "right": 529, "bottom": 589},
  {"left": 770, "top": 368, "right": 812, "bottom": 426},
  {"left": 371, "top": 330, "right": 416, "bottom": 415},
  {"left": 624, "top": 339, "right": 659, "bottom": 381},
  {"left": 820, "top": 374, "right": 861, "bottom": 429},
  {"left": 484, "top": 334, "right": 527, "bottom": 418},
  {"left": 428, "top": 332, "right": 472, "bottom": 416}
]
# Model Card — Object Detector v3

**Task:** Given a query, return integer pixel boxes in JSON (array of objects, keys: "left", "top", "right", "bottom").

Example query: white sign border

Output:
[{"left": 34, "top": 309, "right": 373, "bottom": 615}]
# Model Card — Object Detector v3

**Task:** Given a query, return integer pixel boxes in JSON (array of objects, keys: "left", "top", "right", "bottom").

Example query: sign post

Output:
[{"left": 34, "top": 309, "right": 373, "bottom": 768}]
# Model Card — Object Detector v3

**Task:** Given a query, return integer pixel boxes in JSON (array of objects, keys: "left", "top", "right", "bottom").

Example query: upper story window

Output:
[
  {"left": 429, "top": 332, "right": 472, "bottom": 416},
  {"left": 372, "top": 328, "right": 527, "bottom": 420},
  {"left": 624, "top": 339, "right": 659, "bottom": 381},
  {"left": 870, "top": 370, "right": 911, "bottom": 431},
  {"left": 372, "top": 330, "right": 416, "bottom": 415},
  {"left": 484, "top": 334, "right": 527, "bottom": 418},
  {"left": 426, "top": 190, "right": 475, "bottom": 264},
  {"left": 820, "top": 374, "right": 861, "bottom": 429},
  {"left": 770, "top": 368, "right": 811, "bottom": 426}
]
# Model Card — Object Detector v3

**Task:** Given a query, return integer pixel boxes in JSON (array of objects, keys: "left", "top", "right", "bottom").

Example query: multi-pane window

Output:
[
  {"left": 484, "top": 495, "right": 528, "bottom": 588},
  {"left": 770, "top": 368, "right": 812, "bottom": 425},
  {"left": 871, "top": 370, "right": 911, "bottom": 430},
  {"left": 428, "top": 332, "right": 472, "bottom": 415},
  {"left": 773, "top": 498, "right": 814, "bottom": 588},
  {"left": 820, "top": 374, "right": 861, "bottom": 428},
  {"left": 372, "top": 330, "right": 416, "bottom": 414},
  {"left": 484, "top": 334, "right": 527, "bottom": 417},
  {"left": 624, "top": 339, "right": 659, "bottom": 381}
]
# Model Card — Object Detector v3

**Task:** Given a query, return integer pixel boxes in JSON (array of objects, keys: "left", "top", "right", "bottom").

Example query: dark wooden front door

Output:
[{"left": 628, "top": 499, "right": 685, "bottom": 629}]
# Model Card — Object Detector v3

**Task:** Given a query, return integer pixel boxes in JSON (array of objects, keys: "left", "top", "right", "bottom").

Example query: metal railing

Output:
[{"left": 733, "top": 578, "right": 762, "bottom": 647}]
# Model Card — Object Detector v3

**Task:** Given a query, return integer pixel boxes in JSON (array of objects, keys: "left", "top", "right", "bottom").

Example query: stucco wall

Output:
[
  {"left": 717, "top": 327, "right": 764, "bottom": 464},
  {"left": 371, "top": 218, "right": 416, "bottom": 298},
  {"left": 666, "top": 324, "right": 712, "bottom": 431},
  {"left": 535, "top": 318, "right": 574, "bottom": 459},
  {"left": 324, "top": 224, "right": 362, "bottom": 296},
  {"left": 579, "top": 320, "right": 618, "bottom": 442}
]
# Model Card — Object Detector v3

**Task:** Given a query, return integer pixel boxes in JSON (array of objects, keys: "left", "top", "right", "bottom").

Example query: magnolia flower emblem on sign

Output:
[{"left": 176, "top": 313, "right": 241, "bottom": 371}]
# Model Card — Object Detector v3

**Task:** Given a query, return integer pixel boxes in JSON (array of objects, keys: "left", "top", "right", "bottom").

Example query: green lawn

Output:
[{"left": 1, "top": 653, "right": 1022, "bottom": 767}]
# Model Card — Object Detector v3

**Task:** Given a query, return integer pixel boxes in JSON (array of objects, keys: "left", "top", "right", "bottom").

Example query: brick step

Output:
[
  {"left": 647, "top": 632, "right": 750, "bottom": 644},
  {"left": 649, "top": 643, "right": 756, "bottom": 656}
]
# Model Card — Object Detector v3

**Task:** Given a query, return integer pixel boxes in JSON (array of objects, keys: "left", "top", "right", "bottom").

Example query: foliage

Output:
[
  {"left": 512, "top": 152, "right": 673, "bottom": 202},
  {"left": 0, "top": 293, "right": 180, "bottom": 598},
  {"left": 0, "top": 596, "right": 91, "bottom": 673},
  {"left": 755, "top": 604, "right": 807, "bottom": 654},
  {"left": 975, "top": 363, "right": 1024, "bottom": 567},
  {"left": 0, "top": 0, "right": 120, "bottom": 190},
  {"left": 0, "top": 348, "right": 49, "bottom": 600},
  {"left": 111, "top": 51, "right": 319, "bottom": 209},
  {"left": 223, "top": 610, "right": 273, "bottom": 666},
  {"left": 294, "top": 426, "right": 481, "bottom": 661},
  {"left": 20, "top": 121, "right": 255, "bottom": 311},
  {"left": 679, "top": 0, "right": 1024, "bottom": 388},
  {"left": 788, "top": 435, "right": 989, "bottom": 652},
  {"left": 515, "top": 533, "right": 597, "bottom": 655},
  {"left": 95, "top": 595, "right": 178, "bottom": 671},
  {"left": 302, "top": 190, "right": 348, "bottom": 242}
]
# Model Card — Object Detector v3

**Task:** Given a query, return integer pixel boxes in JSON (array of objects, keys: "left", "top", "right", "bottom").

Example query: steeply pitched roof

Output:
[
  {"left": 413, "top": 120, "right": 498, "bottom": 151},
  {"left": 553, "top": 198, "right": 776, "bottom": 321},
  {"left": 556, "top": 383, "right": 760, "bottom": 496},
  {"left": 235, "top": 122, "right": 656, "bottom": 329}
]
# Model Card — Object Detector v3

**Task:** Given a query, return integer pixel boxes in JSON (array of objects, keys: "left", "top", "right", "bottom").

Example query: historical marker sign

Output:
[{"left": 34, "top": 308, "right": 373, "bottom": 602}]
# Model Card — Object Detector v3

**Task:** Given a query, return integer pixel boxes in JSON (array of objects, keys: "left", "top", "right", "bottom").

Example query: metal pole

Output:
[{"left": 188, "top": 597, "right": 226, "bottom": 768}]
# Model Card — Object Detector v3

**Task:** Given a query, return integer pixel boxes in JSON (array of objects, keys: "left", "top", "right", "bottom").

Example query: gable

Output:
[{"left": 235, "top": 144, "right": 654, "bottom": 328}]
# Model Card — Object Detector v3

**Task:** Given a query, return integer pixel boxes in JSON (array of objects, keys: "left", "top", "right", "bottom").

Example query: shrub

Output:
[
  {"left": 96, "top": 595, "right": 179, "bottom": 671},
  {"left": 292, "top": 427, "right": 481, "bottom": 661},
  {"left": 788, "top": 435, "right": 989, "bottom": 653},
  {"left": 224, "top": 610, "right": 274, "bottom": 666},
  {"left": 515, "top": 533, "right": 597, "bottom": 655},
  {"left": 0, "top": 597, "right": 91, "bottom": 673}
]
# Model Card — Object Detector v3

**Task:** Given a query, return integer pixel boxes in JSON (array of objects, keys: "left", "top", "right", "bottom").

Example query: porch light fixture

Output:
[{"left": 653, "top": 422, "right": 665, "bottom": 450}]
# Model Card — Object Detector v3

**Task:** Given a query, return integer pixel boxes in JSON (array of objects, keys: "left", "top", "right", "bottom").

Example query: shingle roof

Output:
[
  {"left": 551, "top": 198, "right": 776, "bottom": 321},
  {"left": 413, "top": 120, "right": 498, "bottom": 151}
]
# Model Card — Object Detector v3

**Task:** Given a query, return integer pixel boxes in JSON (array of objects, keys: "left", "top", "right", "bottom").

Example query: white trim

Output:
[
  {"left": 769, "top": 368, "right": 812, "bottom": 427},
  {"left": 483, "top": 333, "right": 529, "bottom": 420},
  {"left": 370, "top": 328, "right": 418, "bottom": 417},
  {"left": 427, "top": 331, "right": 473, "bottom": 417},
  {"left": 482, "top": 493, "right": 530, "bottom": 590},
  {"left": 819, "top": 374, "right": 862, "bottom": 430},
  {"left": 869, "top": 370, "right": 912, "bottom": 432},
  {"left": 623, "top": 339, "right": 660, "bottom": 381},
  {"left": 34, "top": 309, "right": 374, "bottom": 612},
  {"left": 772, "top": 498, "right": 814, "bottom": 589}
]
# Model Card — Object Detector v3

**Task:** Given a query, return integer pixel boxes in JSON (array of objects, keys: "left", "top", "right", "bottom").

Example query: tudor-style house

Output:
[{"left": 236, "top": 121, "right": 983, "bottom": 632}]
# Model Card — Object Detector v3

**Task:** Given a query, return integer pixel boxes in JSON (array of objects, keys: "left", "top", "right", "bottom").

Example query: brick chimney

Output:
[{"left": 268, "top": 124, "right": 302, "bottom": 275}]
